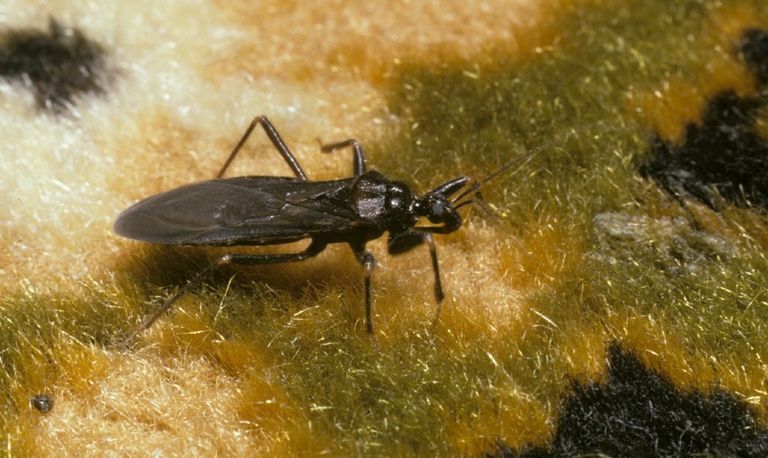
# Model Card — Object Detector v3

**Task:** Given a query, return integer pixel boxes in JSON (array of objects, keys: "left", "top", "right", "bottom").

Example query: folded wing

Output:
[{"left": 114, "top": 176, "right": 358, "bottom": 245}]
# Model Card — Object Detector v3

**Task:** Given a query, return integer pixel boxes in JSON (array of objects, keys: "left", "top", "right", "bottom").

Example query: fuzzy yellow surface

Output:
[
  {"left": 2, "top": 0, "right": 768, "bottom": 456},
  {"left": 0, "top": 0, "right": 554, "bottom": 455}
]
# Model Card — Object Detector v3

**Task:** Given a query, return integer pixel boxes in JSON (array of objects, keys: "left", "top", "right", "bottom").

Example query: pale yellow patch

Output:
[
  {"left": 213, "top": 0, "right": 559, "bottom": 85},
  {"left": 29, "top": 352, "right": 278, "bottom": 456},
  {"left": 365, "top": 222, "right": 534, "bottom": 343}
]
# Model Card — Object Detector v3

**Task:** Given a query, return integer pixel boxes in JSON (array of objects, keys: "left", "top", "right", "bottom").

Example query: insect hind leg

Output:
[
  {"left": 220, "top": 239, "right": 326, "bottom": 265},
  {"left": 217, "top": 115, "right": 309, "bottom": 180},
  {"left": 117, "top": 240, "right": 327, "bottom": 349}
]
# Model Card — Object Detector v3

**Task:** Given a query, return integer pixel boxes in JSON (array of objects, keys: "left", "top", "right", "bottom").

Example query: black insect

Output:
[
  {"left": 115, "top": 116, "right": 531, "bottom": 344},
  {"left": 30, "top": 394, "right": 54, "bottom": 413}
]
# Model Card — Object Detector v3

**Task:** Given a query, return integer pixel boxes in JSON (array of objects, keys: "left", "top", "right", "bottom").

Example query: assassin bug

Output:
[{"left": 115, "top": 116, "right": 532, "bottom": 344}]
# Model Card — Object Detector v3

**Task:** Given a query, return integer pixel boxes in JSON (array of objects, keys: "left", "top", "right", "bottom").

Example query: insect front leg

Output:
[
  {"left": 119, "top": 240, "right": 327, "bottom": 349},
  {"left": 388, "top": 231, "right": 445, "bottom": 325},
  {"left": 217, "top": 115, "right": 308, "bottom": 180},
  {"left": 350, "top": 243, "right": 376, "bottom": 334},
  {"left": 320, "top": 138, "right": 366, "bottom": 176}
]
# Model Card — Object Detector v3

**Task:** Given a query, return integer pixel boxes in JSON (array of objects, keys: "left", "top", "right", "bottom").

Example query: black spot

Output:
[
  {"left": 0, "top": 18, "right": 110, "bottom": 113},
  {"left": 30, "top": 393, "right": 54, "bottom": 413},
  {"left": 639, "top": 29, "right": 768, "bottom": 211},
  {"left": 493, "top": 343, "right": 768, "bottom": 457}
]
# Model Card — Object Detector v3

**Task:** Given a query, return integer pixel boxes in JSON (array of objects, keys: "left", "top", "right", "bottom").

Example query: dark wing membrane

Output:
[{"left": 114, "top": 176, "right": 358, "bottom": 245}]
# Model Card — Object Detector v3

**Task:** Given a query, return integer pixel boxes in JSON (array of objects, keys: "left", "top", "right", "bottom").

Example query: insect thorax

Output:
[{"left": 351, "top": 171, "right": 416, "bottom": 231}]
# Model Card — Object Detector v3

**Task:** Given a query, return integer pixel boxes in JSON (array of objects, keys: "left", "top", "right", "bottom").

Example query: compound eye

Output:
[{"left": 431, "top": 201, "right": 445, "bottom": 216}]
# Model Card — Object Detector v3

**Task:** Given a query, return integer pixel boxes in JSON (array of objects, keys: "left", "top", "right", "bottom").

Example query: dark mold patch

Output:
[
  {"left": 640, "top": 91, "right": 768, "bottom": 210},
  {"left": 640, "top": 29, "right": 768, "bottom": 211},
  {"left": 742, "top": 28, "right": 768, "bottom": 87},
  {"left": 0, "top": 18, "right": 110, "bottom": 113},
  {"left": 495, "top": 342, "right": 768, "bottom": 457}
]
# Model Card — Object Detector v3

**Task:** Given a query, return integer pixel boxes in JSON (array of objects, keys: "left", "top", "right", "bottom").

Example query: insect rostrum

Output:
[{"left": 115, "top": 116, "right": 509, "bottom": 343}]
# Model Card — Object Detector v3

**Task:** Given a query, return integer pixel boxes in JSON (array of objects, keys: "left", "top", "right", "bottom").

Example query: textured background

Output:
[{"left": 1, "top": 1, "right": 767, "bottom": 456}]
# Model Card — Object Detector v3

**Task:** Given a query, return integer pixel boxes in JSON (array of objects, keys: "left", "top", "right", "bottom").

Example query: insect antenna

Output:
[
  {"left": 454, "top": 199, "right": 474, "bottom": 210},
  {"left": 451, "top": 149, "right": 538, "bottom": 205},
  {"left": 454, "top": 191, "right": 503, "bottom": 224}
]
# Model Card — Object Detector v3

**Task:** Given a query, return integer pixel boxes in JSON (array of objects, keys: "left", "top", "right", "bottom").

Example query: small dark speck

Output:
[
  {"left": 30, "top": 394, "right": 54, "bottom": 413},
  {"left": 0, "top": 17, "right": 111, "bottom": 114}
]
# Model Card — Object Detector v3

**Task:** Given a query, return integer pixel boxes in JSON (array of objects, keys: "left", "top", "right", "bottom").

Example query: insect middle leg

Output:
[
  {"left": 349, "top": 243, "right": 376, "bottom": 334},
  {"left": 321, "top": 138, "right": 367, "bottom": 176},
  {"left": 119, "top": 239, "right": 327, "bottom": 348},
  {"left": 217, "top": 115, "right": 308, "bottom": 180}
]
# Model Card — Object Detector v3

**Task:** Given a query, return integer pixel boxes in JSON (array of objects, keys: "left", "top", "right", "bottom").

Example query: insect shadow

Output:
[
  {"left": 112, "top": 242, "right": 362, "bottom": 325},
  {"left": 114, "top": 116, "right": 533, "bottom": 346}
]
